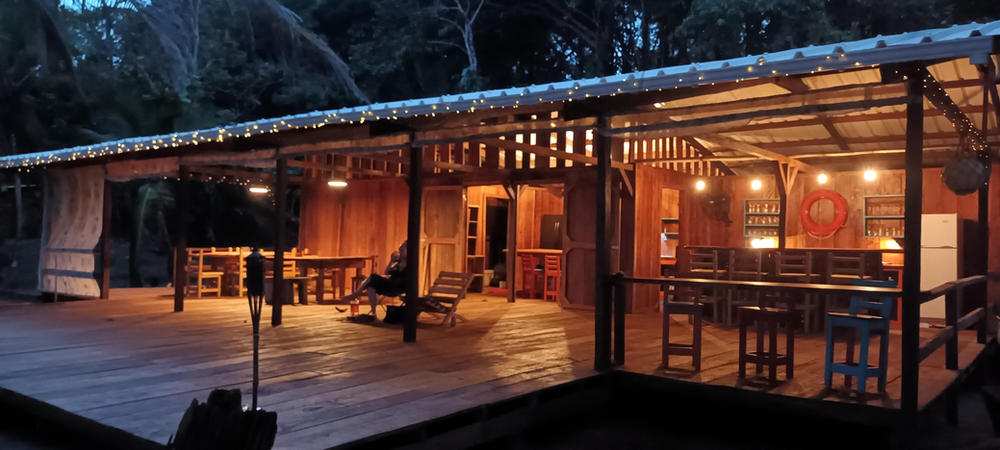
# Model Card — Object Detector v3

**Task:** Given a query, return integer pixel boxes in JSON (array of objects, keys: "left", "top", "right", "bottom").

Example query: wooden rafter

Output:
[
  {"left": 701, "top": 135, "right": 819, "bottom": 173},
  {"left": 683, "top": 138, "right": 736, "bottom": 175},
  {"left": 361, "top": 150, "right": 480, "bottom": 173},
  {"left": 916, "top": 67, "right": 989, "bottom": 151},
  {"left": 775, "top": 78, "right": 850, "bottom": 151},
  {"left": 287, "top": 159, "right": 404, "bottom": 178},
  {"left": 605, "top": 97, "right": 909, "bottom": 139},
  {"left": 478, "top": 138, "right": 631, "bottom": 170},
  {"left": 755, "top": 130, "right": 1000, "bottom": 151}
]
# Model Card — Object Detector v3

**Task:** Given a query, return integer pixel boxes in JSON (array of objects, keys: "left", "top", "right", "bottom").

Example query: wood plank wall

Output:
[{"left": 299, "top": 178, "right": 409, "bottom": 275}]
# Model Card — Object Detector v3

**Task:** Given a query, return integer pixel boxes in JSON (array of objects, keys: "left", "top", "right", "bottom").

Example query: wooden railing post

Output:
[
  {"left": 945, "top": 290, "right": 959, "bottom": 371},
  {"left": 613, "top": 273, "right": 626, "bottom": 366}
]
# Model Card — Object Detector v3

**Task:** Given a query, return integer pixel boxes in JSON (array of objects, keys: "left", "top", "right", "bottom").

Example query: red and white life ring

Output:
[{"left": 800, "top": 189, "right": 848, "bottom": 237}]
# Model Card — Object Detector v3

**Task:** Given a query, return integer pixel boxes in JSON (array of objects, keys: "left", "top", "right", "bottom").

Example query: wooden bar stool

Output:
[
  {"left": 519, "top": 254, "right": 542, "bottom": 299},
  {"left": 824, "top": 279, "right": 896, "bottom": 394},
  {"left": 542, "top": 255, "right": 561, "bottom": 302},
  {"left": 738, "top": 306, "right": 798, "bottom": 383},
  {"left": 662, "top": 294, "right": 703, "bottom": 371}
]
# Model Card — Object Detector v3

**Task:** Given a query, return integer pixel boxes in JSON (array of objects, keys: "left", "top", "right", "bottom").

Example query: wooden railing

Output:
[
  {"left": 917, "top": 274, "right": 995, "bottom": 365},
  {"left": 913, "top": 273, "right": 997, "bottom": 425}
]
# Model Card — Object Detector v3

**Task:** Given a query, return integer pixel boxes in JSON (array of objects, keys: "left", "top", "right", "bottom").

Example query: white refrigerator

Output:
[{"left": 920, "top": 213, "right": 959, "bottom": 320}]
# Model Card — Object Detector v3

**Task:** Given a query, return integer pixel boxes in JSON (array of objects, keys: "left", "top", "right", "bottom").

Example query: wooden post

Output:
[
  {"left": 979, "top": 72, "right": 992, "bottom": 345},
  {"left": 613, "top": 274, "right": 626, "bottom": 366},
  {"left": 271, "top": 158, "right": 288, "bottom": 327},
  {"left": 504, "top": 181, "right": 518, "bottom": 303},
  {"left": 404, "top": 143, "right": 423, "bottom": 343},
  {"left": 173, "top": 165, "right": 190, "bottom": 312},
  {"left": 901, "top": 74, "right": 924, "bottom": 419},
  {"left": 773, "top": 162, "right": 788, "bottom": 249},
  {"left": 946, "top": 287, "right": 960, "bottom": 426},
  {"left": 595, "top": 118, "right": 613, "bottom": 371},
  {"left": 100, "top": 180, "right": 113, "bottom": 300},
  {"left": 620, "top": 171, "right": 636, "bottom": 312}
]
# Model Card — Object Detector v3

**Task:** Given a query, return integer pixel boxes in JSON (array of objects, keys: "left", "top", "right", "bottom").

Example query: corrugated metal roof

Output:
[{"left": 2, "top": 20, "right": 998, "bottom": 169}]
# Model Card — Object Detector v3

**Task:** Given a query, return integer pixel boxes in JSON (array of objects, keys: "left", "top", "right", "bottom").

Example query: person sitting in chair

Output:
[{"left": 341, "top": 241, "right": 408, "bottom": 315}]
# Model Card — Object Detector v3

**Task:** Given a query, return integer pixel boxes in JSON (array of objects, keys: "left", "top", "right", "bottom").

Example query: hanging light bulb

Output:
[
  {"left": 817, "top": 173, "right": 828, "bottom": 184},
  {"left": 864, "top": 170, "right": 877, "bottom": 181},
  {"left": 751, "top": 179, "right": 762, "bottom": 190},
  {"left": 696, "top": 180, "right": 706, "bottom": 191},
  {"left": 328, "top": 180, "right": 348, "bottom": 188}
]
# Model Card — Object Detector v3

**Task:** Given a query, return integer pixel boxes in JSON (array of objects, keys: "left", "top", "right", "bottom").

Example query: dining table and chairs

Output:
[
  {"left": 181, "top": 246, "right": 375, "bottom": 304},
  {"left": 658, "top": 245, "right": 902, "bottom": 390}
]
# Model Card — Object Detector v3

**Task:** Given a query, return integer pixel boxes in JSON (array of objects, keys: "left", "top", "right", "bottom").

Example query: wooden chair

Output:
[
  {"left": 684, "top": 249, "right": 726, "bottom": 324},
  {"left": 519, "top": 254, "right": 542, "bottom": 299},
  {"left": 185, "top": 249, "right": 224, "bottom": 298},
  {"left": 662, "top": 290, "right": 703, "bottom": 371},
  {"left": 726, "top": 250, "right": 762, "bottom": 326},
  {"left": 417, "top": 272, "right": 476, "bottom": 326},
  {"left": 824, "top": 252, "right": 866, "bottom": 314},
  {"left": 542, "top": 255, "right": 561, "bottom": 302},
  {"left": 775, "top": 251, "right": 822, "bottom": 333},
  {"left": 824, "top": 279, "right": 896, "bottom": 394}
]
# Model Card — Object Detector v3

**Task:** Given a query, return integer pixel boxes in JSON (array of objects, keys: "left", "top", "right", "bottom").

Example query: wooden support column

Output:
[
  {"left": 620, "top": 170, "right": 636, "bottom": 312},
  {"left": 100, "top": 180, "right": 113, "bottom": 300},
  {"left": 504, "top": 181, "right": 518, "bottom": 303},
  {"left": 173, "top": 166, "right": 190, "bottom": 312},
  {"left": 595, "top": 118, "right": 613, "bottom": 371},
  {"left": 901, "top": 74, "right": 924, "bottom": 419},
  {"left": 773, "top": 162, "right": 788, "bottom": 249},
  {"left": 271, "top": 158, "right": 288, "bottom": 327},
  {"left": 980, "top": 65, "right": 993, "bottom": 344},
  {"left": 404, "top": 142, "right": 423, "bottom": 343}
]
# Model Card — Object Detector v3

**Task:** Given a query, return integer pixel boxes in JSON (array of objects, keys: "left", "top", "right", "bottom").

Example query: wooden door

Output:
[
  {"left": 421, "top": 186, "right": 467, "bottom": 293},
  {"left": 561, "top": 178, "right": 596, "bottom": 309}
]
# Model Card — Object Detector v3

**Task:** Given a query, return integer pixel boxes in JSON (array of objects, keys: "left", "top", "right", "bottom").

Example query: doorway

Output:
[
  {"left": 484, "top": 197, "right": 509, "bottom": 287},
  {"left": 661, "top": 188, "right": 681, "bottom": 275}
]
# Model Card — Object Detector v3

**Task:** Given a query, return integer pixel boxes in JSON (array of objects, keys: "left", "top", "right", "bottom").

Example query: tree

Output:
[{"left": 431, "top": 0, "right": 487, "bottom": 90}]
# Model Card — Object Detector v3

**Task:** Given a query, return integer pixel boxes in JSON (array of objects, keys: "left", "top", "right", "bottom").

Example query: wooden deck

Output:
[{"left": 0, "top": 288, "right": 985, "bottom": 449}]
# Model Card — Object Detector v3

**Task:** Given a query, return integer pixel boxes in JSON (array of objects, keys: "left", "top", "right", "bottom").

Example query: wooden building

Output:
[{"left": 2, "top": 21, "right": 1000, "bottom": 443}]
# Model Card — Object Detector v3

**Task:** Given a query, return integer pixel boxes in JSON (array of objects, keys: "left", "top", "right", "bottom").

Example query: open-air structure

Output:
[{"left": 1, "top": 20, "right": 999, "bottom": 450}]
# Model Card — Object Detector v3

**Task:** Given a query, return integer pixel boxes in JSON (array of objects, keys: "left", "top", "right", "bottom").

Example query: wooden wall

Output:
[{"left": 299, "top": 178, "right": 409, "bottom": 276}]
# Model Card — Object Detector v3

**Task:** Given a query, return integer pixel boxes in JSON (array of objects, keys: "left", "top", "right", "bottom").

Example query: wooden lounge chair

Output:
[{"left": 418, "top": 272, "right": 475, "bottom": 327}]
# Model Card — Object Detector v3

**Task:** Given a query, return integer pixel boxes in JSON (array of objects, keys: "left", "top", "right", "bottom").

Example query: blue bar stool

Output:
[{"left": 824, "top": 279, "right": 897, "bottom": 393}]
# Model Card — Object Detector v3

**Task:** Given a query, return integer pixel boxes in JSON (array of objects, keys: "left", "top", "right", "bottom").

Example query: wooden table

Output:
[
  {"left": 515, "top": 249, "right": 561, "bottom": 296},
  {"left": 280, "top": 256, "right": 375, "bottom": 304}
]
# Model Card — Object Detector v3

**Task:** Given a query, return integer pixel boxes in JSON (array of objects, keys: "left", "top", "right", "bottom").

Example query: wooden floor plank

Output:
[{"left": 0, "top": 287, "right": 985, "bottom": 449}]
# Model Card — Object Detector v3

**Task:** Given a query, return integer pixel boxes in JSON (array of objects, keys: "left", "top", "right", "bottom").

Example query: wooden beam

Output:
[
  {"left": 901, "top": 72, "right": 924, "bottom": 420},
  {"left": 173, "top": 166, "right": 189, "bottom": 313},
  {"left": 917, "top": 67, "right": 989, "bottom": 151},
  {"left": 479, "top": 138, "right": 631, "bottom": 170},
  {"left": 594, "top": 115, "right": 613, "bottom": 371},
  {"left": 701, "top": 135, "right": 819, "bottom": 173},
  {"left": 287, "top": 159, "right": 406, "bottom": 177},
  {"left": 773, "top": 162, "right": 787, "bottom": 249},
  {"left": 100, "top": 180, "right": 113, "bottom": 300},
  {"left": 684, "top": 138, "right": 736, "bottom": 175},
  {"left": 504, "top": 181, "right": 518, "bottom": 304},
  {"left": 278, "top": 134, "right": 411, "bottom": 158},
  {"left": 563, "top": 78, "right": 774, "bottom": 120},
  {"left": 271, "top": 158, "right": 288, "bottom": 327},
  {"left": 404, "top": 142, "right": 422, "bottom": 343},
  {"left": 415, "top": 118, "right": 596, "bottom": 146},
  {"left": 606, "top": 96, "right": 909, "bottom": 139},
  {"left": 775, "top": 77, "right": 851, "bottom": 152}
]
